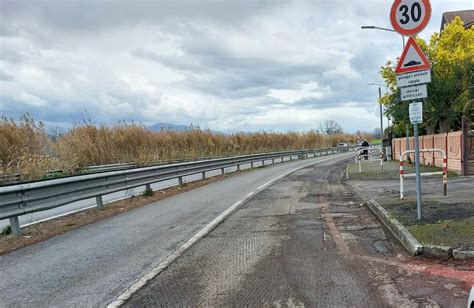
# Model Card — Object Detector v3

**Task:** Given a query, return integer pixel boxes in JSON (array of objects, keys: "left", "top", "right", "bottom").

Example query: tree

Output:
[
  {"left": 380, "top": 17, "right": 474, "bottom": 136},
  {"left": 318, "top": 120, "right": 343, "bottom": 135}
]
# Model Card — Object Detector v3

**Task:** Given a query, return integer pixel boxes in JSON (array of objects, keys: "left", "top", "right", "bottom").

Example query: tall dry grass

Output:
[
  {"left": 1, "top": 116, "right": 370, "bottom": 180},
  {"left": 0, "top": 115, "right": 58, "bottom": 179}
]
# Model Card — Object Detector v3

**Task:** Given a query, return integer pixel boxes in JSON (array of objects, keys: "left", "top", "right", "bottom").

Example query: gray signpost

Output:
[
  {"left": 409, "top": 102, "right": 423, "bottom": 219},
  {"left": 390, "top": 0, "right": 432, "bottom": 220}
]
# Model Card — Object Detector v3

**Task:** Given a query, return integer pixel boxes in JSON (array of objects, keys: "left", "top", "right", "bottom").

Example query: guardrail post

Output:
[
  {"left": 305, "top": 153, "right": 308, "bottom": 158},
  {"left": 221, "top": 168, "right": 225, "bottom": 175},
  {"left": 202, "top": 171, "right": 206, "bottom": 179},
  {"left": 272, "top": 159, "right": 275, "bottom": 164},
  {"left": 290, "top": 156, "right": 293, "bottom": 161},
  {"left": 251, "top": 162, "right": 254, "bottom": 168},
  {"left": 281, "top": 157, "right": 284, "bottom": 162},
  {"left": 96, "top": 196, "right": 104, "bottom": 209},
  {"left": 9, "top": 216, "right": 21, "bottom": 236},
  {"left": 262, "top": 160, "right": 265, "bottom": 166},
  {"left": 178, "top": 176, "right": 184, "bottom": 186},
  {"left": 237, "top": 165, "right": 241, "bottom": 171},
  {"left": 143, "top": 183, "right": 153, "bottom": 196}
]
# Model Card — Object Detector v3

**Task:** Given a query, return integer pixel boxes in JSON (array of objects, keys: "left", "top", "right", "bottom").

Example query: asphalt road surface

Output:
[
  {"left": 125, "top": 159, "right": 469, "bottom": 307},
  {"left": 0, "top": 157, "right": 297, "bottom": 229},
  {"left": 0, "top": 153, "right": 351, "bottom": 307}
]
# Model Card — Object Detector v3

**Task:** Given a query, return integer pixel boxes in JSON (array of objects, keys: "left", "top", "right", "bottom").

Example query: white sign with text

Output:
[
  {"left": 396, "top": 69, "right": 431, "bottom": 88},
  {"left": 400, "top": 84, "right": 427, "bottom": 101},
  {"left": 409, "top": 101, "right": 423, "bottom": 124}
]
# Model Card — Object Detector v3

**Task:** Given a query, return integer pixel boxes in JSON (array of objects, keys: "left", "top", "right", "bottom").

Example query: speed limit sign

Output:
[{"left": 390, "top": 0, "right": 431, "bottom": 36}]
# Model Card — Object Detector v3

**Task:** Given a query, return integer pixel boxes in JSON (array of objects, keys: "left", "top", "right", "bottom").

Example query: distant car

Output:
[{"left": 336, "top": 143, "right": 348, "bottom": 147}]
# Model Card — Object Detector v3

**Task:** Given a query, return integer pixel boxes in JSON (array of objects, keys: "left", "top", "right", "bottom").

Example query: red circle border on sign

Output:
[{"left": 390, "top": 0, "right": 431, "bottom": 36}]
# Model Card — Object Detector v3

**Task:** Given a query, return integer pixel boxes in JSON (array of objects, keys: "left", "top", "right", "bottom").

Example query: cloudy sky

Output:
[{"left": 1, "top": 0, "right": 472, "bottom": 132}]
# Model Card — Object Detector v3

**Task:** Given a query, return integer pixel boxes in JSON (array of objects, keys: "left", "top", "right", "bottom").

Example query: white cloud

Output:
[
  {"left": 267, "top": 82, "right": 329, "bottom": 104},
  {"left": 0, "top": 0, "right": 472, "bottom": 132}
]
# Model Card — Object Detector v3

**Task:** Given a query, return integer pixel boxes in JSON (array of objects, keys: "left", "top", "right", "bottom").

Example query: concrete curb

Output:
[
  {"left": 423, "top": 245, "right": 452, "bottom": 260},
  {"left": 453, "top": 249, "right": 474, "bottom": 260},
  {"left": 367, "top": 199, "right": 423, "bottom": 256},
  {"left": 367, "top": 199, "right": 474, "bottom": 260}
]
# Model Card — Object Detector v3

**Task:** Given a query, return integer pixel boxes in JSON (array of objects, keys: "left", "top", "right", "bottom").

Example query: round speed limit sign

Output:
[{"left": 390, "top": 0, "right": 431, "bottom": 36}]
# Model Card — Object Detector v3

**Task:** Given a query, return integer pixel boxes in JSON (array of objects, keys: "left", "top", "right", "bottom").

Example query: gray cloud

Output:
[
  {"left": 1, "top": 0, "right": 472, "bottom": 132},
  {"left": 0, "top": 70, "right": 14, "bottom": 81},
  {"left": 1, "top": 0, "right": 280, "bottom": 32}
]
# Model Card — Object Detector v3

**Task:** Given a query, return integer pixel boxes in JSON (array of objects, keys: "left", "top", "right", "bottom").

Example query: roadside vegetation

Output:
[
  {"left": 380, "top": 17, "right": 474, "bottom": 136},
  {"left": 1, "top": 115, "right": 371, "bottom": 181}
]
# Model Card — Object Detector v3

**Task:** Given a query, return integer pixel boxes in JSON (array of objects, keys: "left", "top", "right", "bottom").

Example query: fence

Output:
[{"left": 392, "top": 130, "right": 474, "bottom": 175}]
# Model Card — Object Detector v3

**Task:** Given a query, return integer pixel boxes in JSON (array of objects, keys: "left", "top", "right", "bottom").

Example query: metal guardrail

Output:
[
  {"left": 0, "top": 163, "right": 138, "bottom": 186},
  {"left": 0, "top": 174, "right": 21, "bottom": 185},
  {"left": 79, "top": 162, "right": 137, "bottom": 173},
  {"left": 1, "top": 146, "right": 354, "bottom": 236}
]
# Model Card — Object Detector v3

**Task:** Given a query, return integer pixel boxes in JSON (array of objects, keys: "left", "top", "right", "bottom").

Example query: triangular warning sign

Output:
[{"left": 395, "top": 37, "right": 431, "bottom": 74}]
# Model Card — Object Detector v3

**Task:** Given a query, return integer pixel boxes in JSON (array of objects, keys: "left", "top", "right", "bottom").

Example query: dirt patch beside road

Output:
[{"left": 346, "top": 160, "right": 474, "bottom": 250}]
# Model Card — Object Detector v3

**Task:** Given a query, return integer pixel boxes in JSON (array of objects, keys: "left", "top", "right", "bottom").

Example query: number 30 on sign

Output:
[{"left": 390, "top": 0, "right": 431, "bottom": 36}]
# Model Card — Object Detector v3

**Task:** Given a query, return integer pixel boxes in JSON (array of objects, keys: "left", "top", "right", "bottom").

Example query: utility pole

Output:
[{"left": 378, "top": 87, "right": 383, "bottom": 138}]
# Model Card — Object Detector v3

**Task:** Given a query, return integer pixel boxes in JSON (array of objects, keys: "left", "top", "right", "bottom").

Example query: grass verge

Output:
[{"left": 408, "top": 219, "right": 474, "bottom": 249}]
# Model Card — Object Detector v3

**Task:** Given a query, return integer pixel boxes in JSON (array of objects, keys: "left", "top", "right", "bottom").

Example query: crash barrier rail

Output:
[
  {"left": 0, "top": 174, "right": 21, "bottom": 185},
  {"left": 399, "top": 149, "right": 447, "bottom": 199},
  {"left": 79, "top": 162, "right": 137, "bottom": 173},
  {"left": 0, "top": 163, "right": 138, "bottom": 186},
  {"left": 0, "top": 146, "right": 354, "bottom": 236},
  {"left": 355, "top": 146, "right": 384, "bottom": 172}
]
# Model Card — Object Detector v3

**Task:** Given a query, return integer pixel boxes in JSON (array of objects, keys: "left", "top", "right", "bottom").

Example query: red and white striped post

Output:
[
  {"left": 442, "top": 157, "right": 448, "bottom": 196},
  {"left": 380, "top": 152, "right": 384, "bottom": 170},
  {"left": 358, "top": 153, "right": 362, "bottom": 173},
  {"left": 400, "top": 161, "right": 404, "bottom": 199}
]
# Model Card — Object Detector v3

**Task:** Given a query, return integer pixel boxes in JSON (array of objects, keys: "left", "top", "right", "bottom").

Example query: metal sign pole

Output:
[
  {"left": 413, "top": 122, "right": 422, "bottom": 219},
  {"left": 389, "top": 0, "right": 431, "bottom": 221}
]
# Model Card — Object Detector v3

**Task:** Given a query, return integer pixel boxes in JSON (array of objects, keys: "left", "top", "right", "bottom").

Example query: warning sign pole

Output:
[
  {"left": 391, "top": 0, "right": 432, "bottom": 221},
  {"left": 414, "top": 121, "right": 422, "bottom": 219},
  {"left": 409, "top": 101, "right": 423, "bottom": 219}
]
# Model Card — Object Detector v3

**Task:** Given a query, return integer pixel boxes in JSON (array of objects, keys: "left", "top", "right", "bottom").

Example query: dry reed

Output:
[{"left": 1, "top": 116, "right": 370, "bottom": 180}]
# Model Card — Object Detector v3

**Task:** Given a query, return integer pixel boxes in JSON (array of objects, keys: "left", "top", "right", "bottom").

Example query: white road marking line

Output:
[
  {"left": 21, "top": 205, "right": 98, "bottom": 228},
  {"left": 107, "top": 153, "right": 348, "bottom": 307},
  {"left": 107, "top": 200, "right": 243, "bottom": 308},
  {"left": 246, "top": 192, "right": 255, "bottom": 198}
]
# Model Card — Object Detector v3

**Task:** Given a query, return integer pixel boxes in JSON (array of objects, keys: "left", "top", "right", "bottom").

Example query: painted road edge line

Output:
[{"left": 107, "top": 154, "right": 346, "bottom": 307}]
